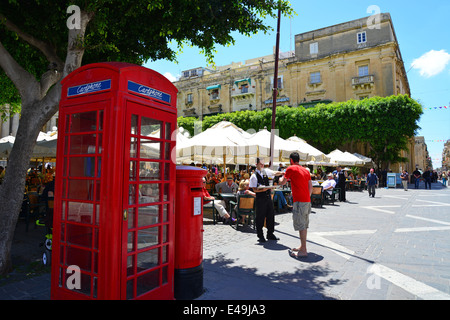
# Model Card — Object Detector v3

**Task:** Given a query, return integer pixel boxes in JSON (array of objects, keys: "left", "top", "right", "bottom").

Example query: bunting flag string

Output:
[
  {"left": 423, "top": 106, "right": 448, "bottom": 110},
  {"left": 425, "top": 139, "right": 450, "bottom": 143}
]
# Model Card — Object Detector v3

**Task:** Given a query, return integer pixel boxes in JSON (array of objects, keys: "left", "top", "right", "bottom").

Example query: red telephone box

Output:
[{"left": 51, "top": 62, "right": 178, "bottom": 300}]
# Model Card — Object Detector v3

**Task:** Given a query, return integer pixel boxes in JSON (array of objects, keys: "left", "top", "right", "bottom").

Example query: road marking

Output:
[
  {"left": 394, "top": 226, "right": 450, "bottom": 233},
  {"left": 405, "top": 214, "right": 450, "bottom": 226},
  {"left": 310, "top": 232, "right": 450, "bottom": 300},
  {"left": 313, "top": 230, "right": 377, "bottom": 237},
  {"left": 308, "top": 234, "right": 355, "bottom": 260},
  {"left": 369, "top": 263, "right": 450, "bottom": 300},
  {"left": 384, "top": 195, "right": 410, "bottom": 200},
  {"left": 412, "top": 199, "right": 450, "bottom": 207},
  {"left": 360, "top": 205, "right": 401, "bottom": 214}
]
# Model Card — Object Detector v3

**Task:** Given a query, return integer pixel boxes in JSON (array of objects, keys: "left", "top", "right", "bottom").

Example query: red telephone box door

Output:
[{"left": 121, "top": 100, "right": 176, "bottom": 300}]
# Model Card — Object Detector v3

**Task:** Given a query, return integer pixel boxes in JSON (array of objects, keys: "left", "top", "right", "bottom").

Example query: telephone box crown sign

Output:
[
  {"left": 67, "top": 79, "right": 112, "bottom": 97},
  {"left": 127, "top": 80, "right": 171, "bottom": 103}
]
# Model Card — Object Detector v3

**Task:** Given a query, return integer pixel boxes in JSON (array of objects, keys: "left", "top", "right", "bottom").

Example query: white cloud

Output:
[
  {"left": 163, "top": 72, "right": 177, "bottom": 82},
  {"left": 411, "top": 50, "right": 450, "bottom": 78}
]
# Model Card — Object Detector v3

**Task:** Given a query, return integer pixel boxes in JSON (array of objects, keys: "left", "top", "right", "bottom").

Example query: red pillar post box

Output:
[
  {"left": 51, "top": 62, "right": 178, "bottom": 300},
  {"left": 174, "top": 166, "right": 207, "bottom": 300}
]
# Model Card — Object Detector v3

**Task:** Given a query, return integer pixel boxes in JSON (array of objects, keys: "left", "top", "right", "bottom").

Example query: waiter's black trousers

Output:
[{"left": 255, "top": 194, "right": 275, "bottom": 238}]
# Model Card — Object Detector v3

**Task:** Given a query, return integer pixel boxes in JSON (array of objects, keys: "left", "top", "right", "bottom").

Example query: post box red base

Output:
[{"left": 174, "top": 263, "right": 204, "bottom": 300}]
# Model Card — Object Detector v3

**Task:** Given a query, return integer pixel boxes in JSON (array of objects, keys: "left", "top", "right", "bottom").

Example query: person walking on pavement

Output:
[
  {"left": 400, "top": 170, "right": 409, "bottom": 191},
  {"left": 279, "top": 152, "right": 312, "bottom": 258},
  {"left": 413, "top": 167, "right": 421, "bottom": 189},
  {"left": 423, "top": 167, "right": 432, "bottom": 190},
  {"left": 336, "top": 166, "right": 347, "bottom": 202},
  {"left": 249, "top": 158, "right": 282, "bottom": 243},
  {"left": 367, "top": 168, "right": 378, "bottom": 197}
]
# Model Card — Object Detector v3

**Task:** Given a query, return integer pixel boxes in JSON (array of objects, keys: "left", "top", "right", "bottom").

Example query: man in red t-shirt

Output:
[{"left": 279, "top": 152, "right": 312, "bottom": 258}]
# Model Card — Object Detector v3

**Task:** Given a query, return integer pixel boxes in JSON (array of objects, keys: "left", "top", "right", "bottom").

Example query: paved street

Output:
[
  {"left": 1, "top": 183, "right": 449, "bottom": 300},
  {"left": 199, "top": 183, "right": 450, "bottom": 300}
]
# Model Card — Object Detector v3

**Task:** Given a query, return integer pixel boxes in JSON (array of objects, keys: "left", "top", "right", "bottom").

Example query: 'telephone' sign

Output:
[{"left": 127, "top": 81, "right": 171, "bottom": 104}]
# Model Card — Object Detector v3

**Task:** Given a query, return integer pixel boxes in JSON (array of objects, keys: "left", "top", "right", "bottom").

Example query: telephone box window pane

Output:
[
  {"left": 141, "top": 117, "right": 162, "bottom": 137},
  {"left": 98, "top": 110, "right": 104, "bottom": 131},
  {"left": 137, "top": 248, "right": 159, "bottom": 271},
  {"left": 165, "top": 123, "right": 171, "bottom": 140},
  {"left": 140, "top": 140, "right": 161, "bottom": 159},
  {"left": 163, "top": 204, "right": 168, "bottom": 222},
  {"left": 127, "top": 255, "right": 135, "bottom": 277},
  {"left": 71, "top": 111, "right": 97, "bottom": 133},
  {"left": 67, "top": 202, "right": 93, "bottom": 224},
  {"left": 137, "top": 226, "right": 159, "bottom": 249},
  {"left": 139, "top": 184, "right": 160, "bottom": 204},
  {"left": 130, "top": 137, "right": 137, "bottom": 158},
  {"left": 129, "top": 184, "right": 136, "bottom": 205},
  {"left": 163, "top": 184, "right": 169, "bottom": 202},
  {"left": 139, "top": 162, "right": 160, "bottom": 180},
  {"left": 162, "top": 266, "right": 168, "bottom": 285},
  {"left": 138, "top": 205, "right": 160, "bottom": 228},
  {"left": 67, "top": 224, "right": 92, "bottom": 248},
  {"left": 66, "top": 272, "right": 91, "bottom": 297},
  {"left": 66, "top": 246, "right": 92, "bottom": 272},
  {"left": 68, "top": 180, "right": 95, "bottom": 201},
  {"left": 70, "top": 134, "right": 97, "bottom": 154},
  {"left": 69, "top": 157, "right": 96, "bottom": 177},
  {"left": 129, "top": 161, "right": 137, "bottom": 180},
  {"left": 95, "top": 204, "right": 100, "bottom": 225},
  {"left": 128, "top": 207, "right": 136, "bottom": 229},
  {"left": 164, "top": 142, "right": 171, "bottom": 160},
  {"left": 164, "top": 163, "right": 170, "bottom": 181},
  {"left": 126, "top": 280, "right": 135, "bottom": 300},
  {"left": 137, "top": 269, "right": 159, "bottom": 296},
  {"left": 162, "top": 245, "right": 168, "bottom": 264},
  {"left": 162, "top": 224, "right": 168, "bottom": 243},
  {"left": 128, "top": 231, "right": 135, "bottom": 252},
  {"left": 131, "top": 114, "right": 138, "bottom": 135},
  {"left": 97, "top": 133, "right": 103, "bottom": 154}
]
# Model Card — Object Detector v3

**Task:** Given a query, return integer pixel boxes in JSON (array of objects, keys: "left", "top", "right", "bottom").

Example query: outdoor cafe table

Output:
[{"left": 219, "top": 193, "right": 237, "bottom": 214}]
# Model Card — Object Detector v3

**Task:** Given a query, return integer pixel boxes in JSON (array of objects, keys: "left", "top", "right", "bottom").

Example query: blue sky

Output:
[{"left": 144, "top": 0, "right": 450, "bottom": 169}]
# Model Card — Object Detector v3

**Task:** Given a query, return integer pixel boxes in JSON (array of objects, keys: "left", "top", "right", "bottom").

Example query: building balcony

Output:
[
  {"left": 231, "top": 86, "right": 256, "bottom": 99},
  {"left": 352, "top": 75, "right": 375, "bottom": 88},
  {"left": 183, "top": 107, "right": 197, "bottom": 117}
]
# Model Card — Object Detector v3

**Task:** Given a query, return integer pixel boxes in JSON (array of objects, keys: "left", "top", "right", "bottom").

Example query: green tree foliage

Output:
[{"left": 177, "top": 95, "right": 423, "bottom": 166}]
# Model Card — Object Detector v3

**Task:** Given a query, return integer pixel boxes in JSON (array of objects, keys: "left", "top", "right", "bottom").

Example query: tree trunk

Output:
[{"left": 0, "top": 104, "right": 46, "bottom": 274}]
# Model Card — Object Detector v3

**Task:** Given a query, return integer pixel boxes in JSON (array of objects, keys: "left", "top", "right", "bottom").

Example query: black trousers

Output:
[
  {"left": 338, "top": 183, "right": 346, "bottom": 201},
  {"left": 255, "top": 194, "right": 275, "bottom": 238}
]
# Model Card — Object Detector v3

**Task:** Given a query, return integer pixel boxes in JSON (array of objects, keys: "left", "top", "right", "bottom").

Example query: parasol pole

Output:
[{"left": 270, "top": 5, "right": 281, "bottom": 170}]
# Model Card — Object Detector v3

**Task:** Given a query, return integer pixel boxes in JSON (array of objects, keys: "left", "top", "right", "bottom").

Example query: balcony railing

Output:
[{"left": 352, "top": 75, "right": 375, "bottom": 86}]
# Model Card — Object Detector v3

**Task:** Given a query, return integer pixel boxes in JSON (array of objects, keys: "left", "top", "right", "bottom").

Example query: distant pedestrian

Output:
[
  {"left": 423, "top": 167, "right": 432, "bottom": 190},
  {"left": 442, "top": 171, "right": 447, "bottom": 186},
  {"left": 279, "top": 152, "right": 312, "bottom": 258},
  {"left": 400, "top": 170, "right": 409, "bottom": 191},
  {"left": 367, "top": 168, "right": 378, "bottom": 197},
  {"left": 336, "top": 166, "right": 347, "bottom": 202},
  {"left": 413, "top": 168, "right": 421, "bottom": 189}
]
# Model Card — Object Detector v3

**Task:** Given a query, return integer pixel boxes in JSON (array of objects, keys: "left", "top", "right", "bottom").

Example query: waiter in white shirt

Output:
[{"left": 249, "top": 158, "right": 283, "bottom": 243}]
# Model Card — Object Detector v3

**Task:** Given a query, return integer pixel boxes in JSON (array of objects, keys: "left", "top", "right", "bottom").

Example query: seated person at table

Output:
[
  {"left": 272, "top": 180, "right": 292, "bottom": 212},
  {"left": 321, "top": 173, "right": 336, "bottom": 196},
  {"left": 215, "top": 175, "right": 238, "bottom": 193},
  {"left": 202, "top": 178, "right": 235, "bottom": 224},
  {"left": 237, "top": 179, "right": 255, "bottom": 197},
  {"left": 311, "top": 175, "right": 320, "bottom": 186}
]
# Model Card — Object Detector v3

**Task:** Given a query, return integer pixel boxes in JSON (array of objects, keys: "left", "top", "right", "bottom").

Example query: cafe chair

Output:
[
  {"left": 311, "top": 186, "right": 323, "bottom": 208},
  {"left": 323, "top": 189, "right": 335, "bottom": 205},
  {"left": 232, "top": 194, "right": 255, "bottom": 230}
]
